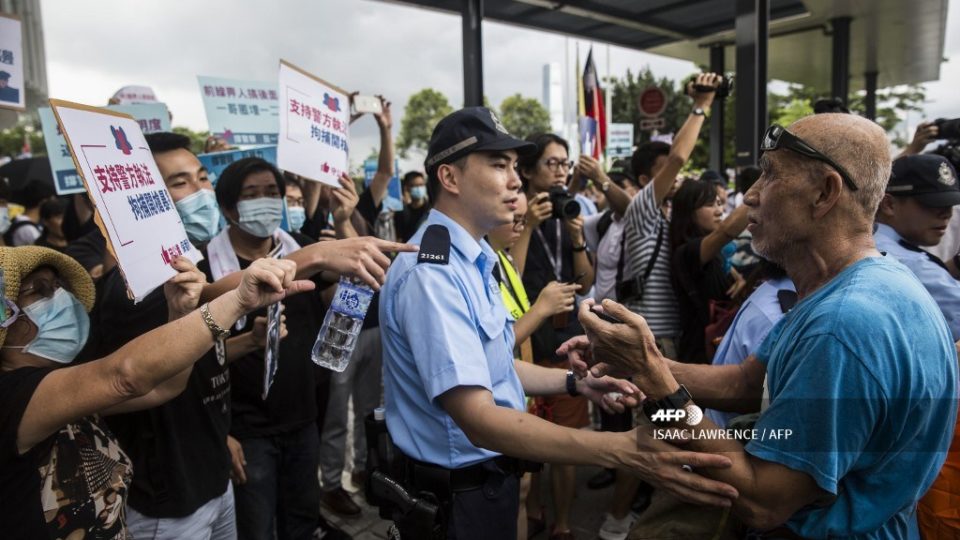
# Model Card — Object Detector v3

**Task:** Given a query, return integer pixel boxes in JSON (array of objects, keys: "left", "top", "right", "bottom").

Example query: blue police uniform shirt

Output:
[
  {"left": 874, "top": 222, "right": 960, "bottom": 340},
  {"left": 705, "top": 276, "right": 795, "bottom": 427},
  {"left": 746, "top": 256, "right": 957, "bottom": 539},
  {"left": 380, "top": 209, "right": 526, "bottom": 469}
]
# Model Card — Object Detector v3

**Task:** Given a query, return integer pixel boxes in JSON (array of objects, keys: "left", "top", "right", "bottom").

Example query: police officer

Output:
[
  {"left": 379, "top": 107, "right": 738, "bottom": 539},
  {"left": 875, "top": 154, "right": 960, "bottom": 340}
]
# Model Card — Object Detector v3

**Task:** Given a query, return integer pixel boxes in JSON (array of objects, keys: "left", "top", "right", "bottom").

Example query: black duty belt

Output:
[{"left": 405, "top": 455, "right": 542, "bottom": 493}]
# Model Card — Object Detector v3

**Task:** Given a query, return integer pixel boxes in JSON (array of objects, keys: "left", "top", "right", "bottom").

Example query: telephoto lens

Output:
[{"left": 935, "top": 118, "right": 960, "bottom": 140}]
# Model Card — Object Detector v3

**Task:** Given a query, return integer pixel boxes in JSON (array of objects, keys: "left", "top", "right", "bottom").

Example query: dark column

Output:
[
  {"left": 709, "top": 45, "right": 725, "bottom": 173},
  {"left": 734, "top": 0, "right": 769, "bottom": 167},
  {"left": 864, "top": 71, "right": 878, "bottom": 120},
  {"left": 831, "top": 16, "right": 852, "bottom": 104},
  {"left": 462, "top": 0, "right": 484, "bottom": 107}
]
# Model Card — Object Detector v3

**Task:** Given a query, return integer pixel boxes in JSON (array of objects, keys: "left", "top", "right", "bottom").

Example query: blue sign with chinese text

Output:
[{"left": 198, "top": 76, "right": 280, "bottom": 146}]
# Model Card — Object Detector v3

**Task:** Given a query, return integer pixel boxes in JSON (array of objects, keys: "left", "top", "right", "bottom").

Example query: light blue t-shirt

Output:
[
  {"left": 380, "top": 209, "right": 526, "bottom": 469},
  {"left": 705, "top": 276, "right": 795, "bottom": 427},
  {"left": 874, "top": 223, "right": 960, "bottom": 340},
  {"left": 746, "top": 256, "right": 958, "bottom": 539}
]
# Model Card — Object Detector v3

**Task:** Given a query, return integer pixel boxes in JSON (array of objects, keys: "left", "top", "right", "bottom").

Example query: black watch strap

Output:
[
  {"left": 566, "top": 370, "right": 580, "bottom": 397},
  {"left": 643, "top": 385, "right": 693, "bottom": 423}
]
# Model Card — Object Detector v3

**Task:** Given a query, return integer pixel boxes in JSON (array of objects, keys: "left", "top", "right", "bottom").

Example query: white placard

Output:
[
  {"left": 277, "top": 60, "right": 349, "bottom": 187},
  {"left": 50, "top": 99, "right": 203, "bottom": 302},
  {"left": 0, "top": 12, "right": 25, "bottom": 111}
]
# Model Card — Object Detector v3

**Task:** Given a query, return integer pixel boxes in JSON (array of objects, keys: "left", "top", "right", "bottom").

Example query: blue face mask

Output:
[
  {"left": 287, "top": 206, "right": 307, "bottom": 232},
  {"left": 409, "top": 186, "right": 427, "bottom": 201},
  {"left": 175, "top": 189, "right": 221, "bottom": 244},
  {"left": 9, "top": 288, "right": 90, "bottom": 364},
  {"left": 236, "top": 197, "right": 283, "bottom": 238}
]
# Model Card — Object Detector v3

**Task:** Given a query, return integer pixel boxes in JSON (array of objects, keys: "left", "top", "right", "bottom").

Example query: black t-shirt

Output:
[
  {"left": 521, "top": 218, "right": 584, "bottom": 363},
  {"left": 88, "top": 268, "right": 231, "bottom": 518},
  {"left": 0, "top": 367, "right": 57, "bottom": 538},
  {"left": 671, "top": 237, "right": 732, "bottom": 364},
  {"left": 0, "top": 367, "right": 135, "bottom": 539},
  {"left": 197, "top": 232, "right": 327, "bottom": 439}
]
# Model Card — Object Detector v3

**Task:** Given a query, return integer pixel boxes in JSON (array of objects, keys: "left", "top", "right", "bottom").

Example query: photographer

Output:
[{"left": 517, "top": 133, "right": 593, "bottom": 540}]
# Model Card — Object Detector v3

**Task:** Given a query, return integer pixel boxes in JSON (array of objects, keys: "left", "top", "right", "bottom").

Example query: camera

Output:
[
  {"left": 548, "top": 186, "right": 580, "bottom": 220},
  {"left": 935, "top": 118, "right": 960, "bottom": 141},
  {"left": 686, "top": 73, "right": 734, "bottom": 99}
]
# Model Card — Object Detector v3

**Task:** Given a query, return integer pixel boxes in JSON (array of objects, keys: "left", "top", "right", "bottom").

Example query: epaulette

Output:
[{"left": 417, "top": 224, "right": 450, "bottom": 265}]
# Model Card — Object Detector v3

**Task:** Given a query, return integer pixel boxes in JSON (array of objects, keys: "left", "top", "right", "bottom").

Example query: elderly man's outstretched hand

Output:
[
  {"left": 235, "top": 258, "right": 316, "bottom": 313},
  {"left": 576, "top": 298, "right": 681, "bottom": 399}
]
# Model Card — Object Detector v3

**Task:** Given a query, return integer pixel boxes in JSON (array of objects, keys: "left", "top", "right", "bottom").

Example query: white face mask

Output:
[{"left": 235, "top": 197, "right": 283, "bottom": 238}]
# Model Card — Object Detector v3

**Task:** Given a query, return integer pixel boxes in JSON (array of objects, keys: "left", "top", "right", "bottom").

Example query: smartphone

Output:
[
  {"left": 565, "top": 272, "right": 586, "bottom": 285},
  {"left": 351, "top": 95, "right": 383, "bottom": 115},
  {"left": 591, "top": 306, "right": 623, "bottom": 324}
]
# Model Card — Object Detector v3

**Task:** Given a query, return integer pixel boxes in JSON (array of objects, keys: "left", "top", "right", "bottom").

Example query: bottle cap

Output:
[{"left": 374, "top": 407, "right": 386, "bottom": 421}]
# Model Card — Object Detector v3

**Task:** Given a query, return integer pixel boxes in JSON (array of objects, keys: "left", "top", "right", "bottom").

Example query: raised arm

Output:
[
  {"left": 576, "top": 155, "right": 632, "bottom": 218},
  {"left": 17, "top": 258, "right": 312, "bottom": 454},
  {"left": 651, "top": 73, "right": 720, "bottom": 205},
  {"left": 367, "top": 96, "right": 394, "bottom": 208},
  {"left": 698, "top": 204, "right": 749, "bottom": 265},
  {"left": 330, "top": 173, "right": 360, "bottom": 239}
]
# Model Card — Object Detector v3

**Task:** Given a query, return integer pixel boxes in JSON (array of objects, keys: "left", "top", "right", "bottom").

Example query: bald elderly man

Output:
[{"left": 562, "top": 113, "right": 958, "bottom": 538}]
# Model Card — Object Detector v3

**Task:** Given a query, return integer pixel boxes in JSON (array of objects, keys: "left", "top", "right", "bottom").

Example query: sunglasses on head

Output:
[{"left": 760, "top": 124, "right": 858, "bottom": 191}]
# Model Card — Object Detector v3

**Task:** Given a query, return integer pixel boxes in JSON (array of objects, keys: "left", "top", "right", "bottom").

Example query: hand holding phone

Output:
[
  {"left": 351, "top": 94, "right": 383, "bottom": 115},
  {"left": 591, "top": 305, "right": 623, "bottom": 324}
]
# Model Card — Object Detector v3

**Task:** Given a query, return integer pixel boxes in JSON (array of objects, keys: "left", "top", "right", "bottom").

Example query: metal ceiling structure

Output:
[{"left": 378, "top": 0, "right": 949, "bottom": 168}]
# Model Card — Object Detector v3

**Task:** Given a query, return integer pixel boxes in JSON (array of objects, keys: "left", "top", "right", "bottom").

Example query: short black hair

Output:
[
  {"left": 39, "top": 197, "right": 67, "bottom": 221},
  {"left": 813, "top": 98, "right": 850, "bottom": 114},
  {"left": 631, "top": 141, "right": 671, "bottom": 179},
  {"left": 427, "top": 155, "right": 467, "bottom": 201},
  {"left": 402, "top": 171, "right": 425, "bottom": 192},
  {"left": 215, "top": 157, "right": 286, "bottom": 211},
  {"left": 145, "top": 132, "right": 192, "bottom": 154},
  {"left": 517, "top": 133, "right": 569, "bottom": 191},
  {"left": 11, "top": 179, "right": 55, "bottom": 209}
]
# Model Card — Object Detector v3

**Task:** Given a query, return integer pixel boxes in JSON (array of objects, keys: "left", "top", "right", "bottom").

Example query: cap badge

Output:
[
  {"left": 490, "top": 110, "right": 509, "bottom": 135},
  {"left": 939, "top": 162, "right": 956, "bottom": 186}
]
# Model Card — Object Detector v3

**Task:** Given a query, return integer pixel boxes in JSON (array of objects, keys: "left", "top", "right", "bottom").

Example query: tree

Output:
[
  {"left": 0, "top": 122, "right": 45, "bottom": 159},
  {"left": 172, "top": 126, "right": 211, "bottom": 155},
  {"left": 498, "top": 94, "right": 551, "bottom": 139},
  {"left": 397, "top": 88, "right": 453, "bottom": 157}
]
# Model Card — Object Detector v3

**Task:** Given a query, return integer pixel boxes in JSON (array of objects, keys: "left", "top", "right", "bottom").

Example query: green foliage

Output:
[
  {"left": 498, "top": 94, "right": 552, "bottom": 139},
  {"left": 172, "top": 126, "right": 211, "bottom": 155},
  {"left": 0, "top": 122, "right": 45, "bottom": 159},
  {"left": 397, "top": 88, "right": 453, "bottom": 157},
  {"left": 607, "top": 69, "right": 928, "bottom": 171}
]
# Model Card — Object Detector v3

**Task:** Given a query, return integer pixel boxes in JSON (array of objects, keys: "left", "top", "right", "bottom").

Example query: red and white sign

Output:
[
  {"left": 278, "top": 60, "right": 349, "bottom": 187},
  {"left": 638, "top": 87, "right": 667, "bottom": 118},
  {"left": 50, "top": 99, "right": 202, "bottom": 302}
]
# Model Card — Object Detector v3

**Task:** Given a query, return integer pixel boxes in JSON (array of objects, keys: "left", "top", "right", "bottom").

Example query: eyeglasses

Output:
[
  {"left": 512, "top": 216, "right": 527, "bottom": 232},
  {"left": 541, "top": 158, "right": 574, "bottom": 172},
  {"left": 761, "top": 124, "right": 858, "bottom": 191}
]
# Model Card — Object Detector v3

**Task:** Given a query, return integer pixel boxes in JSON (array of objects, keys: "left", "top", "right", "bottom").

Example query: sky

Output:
[{"left": 41, "top": 0, "right": 960, "bottom": 171}]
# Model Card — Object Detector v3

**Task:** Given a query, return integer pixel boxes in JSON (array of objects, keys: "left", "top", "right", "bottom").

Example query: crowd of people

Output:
[{"left": 0, "top": 71, "right": 958, "bottom": 540}]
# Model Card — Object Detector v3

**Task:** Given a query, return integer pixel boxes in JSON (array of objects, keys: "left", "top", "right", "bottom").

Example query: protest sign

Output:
[
  {"left": 197, "top": 145, "right": 277, "bottom": 187},
  {"left": 50, "top": 99, "right": 202, "bottom": 301},
  {"left": 363, "top": 158, "right": 403, "bottom": 212},
  {"left": 607, "top": 123, "right": 634, "bottom": 159},
  {"left": 40, "top": 103, "right": 172, "bottom": 195},
  {"left": 0, "top": 12, "right": 25, "bottom": 111},
  {"left": 198, "top": 76, "right": 279, "bottom": 146},
  {"left": 277, "top": 60, "right": 349, "bottom": 187}
]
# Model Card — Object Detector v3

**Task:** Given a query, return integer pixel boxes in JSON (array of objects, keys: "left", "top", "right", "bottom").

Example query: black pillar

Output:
[
  {"left": 734, "top": 0, "right": 768, "bottom": 168},
  {"left": 831, "top": 17, "right": 852, "bottom": 104},
  {"left": 462, "top": 0, "right": 484, "bottom": 107},
  {"left": 709, "top": 45, "right": 725, "bottom": 173},
  {"left": 864, "top": 71, "right": 878, "bottom": 120}
]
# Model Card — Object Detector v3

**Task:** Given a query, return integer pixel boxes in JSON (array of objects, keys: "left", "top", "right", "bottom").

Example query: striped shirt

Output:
[{"left": 622, "top": 182, "right": 681, "bottom": 337}]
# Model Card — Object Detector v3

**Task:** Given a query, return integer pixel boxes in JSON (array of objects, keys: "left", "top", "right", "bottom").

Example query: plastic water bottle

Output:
[{"left": 311, "top": 276, "right": 374, "bottom": 372}]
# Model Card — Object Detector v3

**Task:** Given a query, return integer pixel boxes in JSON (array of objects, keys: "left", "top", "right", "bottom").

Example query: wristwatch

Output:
[
  {"left": 600, "top": 180, "right": 611, "bottom": 193},
  {"left": 566, "top": 370, "right": 580, "bottom": 397},
  {"left": 642, "top": 384, "right": 694, "bottom": 424},
  {"left": 200, "top": 302, "right": 231, "bottom": 341},
  {"left": 692, "top": 107, "right": 706, "bottom": 117}
]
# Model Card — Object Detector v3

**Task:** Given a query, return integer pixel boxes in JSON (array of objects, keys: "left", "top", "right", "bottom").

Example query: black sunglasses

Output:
[{"left": 761, "top": 124, "right": 858, "bottom": 191}]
